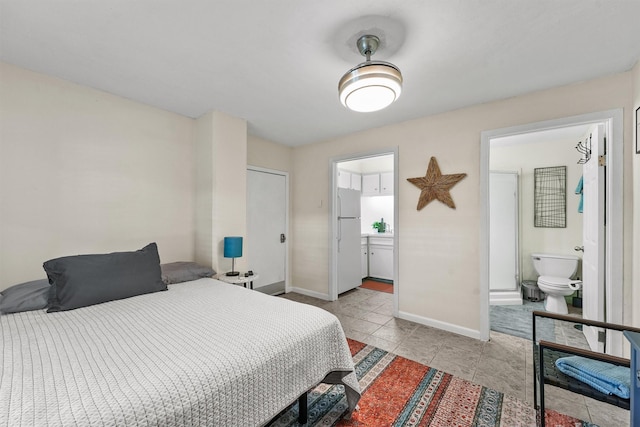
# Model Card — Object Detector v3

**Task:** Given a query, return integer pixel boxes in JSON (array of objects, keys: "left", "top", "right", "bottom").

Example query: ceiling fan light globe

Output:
[
  {"left": 338, "top": 62, "right": 402, "bottom": 112},
  {"left": 344, "top": 85, "right": 397, "bottom": 112}
]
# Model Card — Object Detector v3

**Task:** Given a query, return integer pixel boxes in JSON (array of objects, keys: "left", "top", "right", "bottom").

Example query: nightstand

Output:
[{"left": 214, "top": 273, "right": 258, "bottom": 289}]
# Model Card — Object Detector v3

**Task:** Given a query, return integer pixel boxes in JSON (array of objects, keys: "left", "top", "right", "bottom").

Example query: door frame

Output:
[
  {"left": 329, "top": 147, "right": 399, "bottom": 317},
  {"left": 479, "top": 109, "right": 623, "bottom": 354},
  {"left": 247, "top": 165, "right": 290, "bottom": 292}
]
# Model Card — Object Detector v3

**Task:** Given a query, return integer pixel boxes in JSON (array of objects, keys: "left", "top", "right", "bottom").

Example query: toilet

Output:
[{"left": 531, "top": 253, "right": 582, "bottom": 315}]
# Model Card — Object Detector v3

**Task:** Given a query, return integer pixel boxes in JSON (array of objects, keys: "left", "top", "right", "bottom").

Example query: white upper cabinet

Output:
[
  {"left": 338, "top": 170, "right": 362, "bottom": 191},
  {"left": 351, "top": 173, "right": 361, "bottom": 191},
  {"left": 380, "top": 172, "right": 393, "bottom": 195},
  {"left": 362, "top": 173, "right": 380, "bottom": 195},
  {"left": 362, "top": 172, "right": 393, "bottom": 196},
  {"left": 337, "top": 170, "right": 351, "bottom": 189}
]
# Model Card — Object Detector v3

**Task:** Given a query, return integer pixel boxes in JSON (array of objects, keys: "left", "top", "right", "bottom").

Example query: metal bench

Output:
[{"left": 532, "top": 310, "right": 639, "bottom": 427}]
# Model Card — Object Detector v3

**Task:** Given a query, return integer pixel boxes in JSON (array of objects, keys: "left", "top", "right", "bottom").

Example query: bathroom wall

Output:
[{"left": 490, "top": 137, "right": 583, "bottom": 282}]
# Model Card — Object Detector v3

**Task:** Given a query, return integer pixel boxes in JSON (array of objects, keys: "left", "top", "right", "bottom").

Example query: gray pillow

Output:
[
  {"left": 44, "top": 242, "right": 166, "bottom": 312},
  {"left": 161, "top": 261, "right": 215, "bottom": 284},
  {"left": 0, "top": 279, "right": 50, "bottom": 314}
]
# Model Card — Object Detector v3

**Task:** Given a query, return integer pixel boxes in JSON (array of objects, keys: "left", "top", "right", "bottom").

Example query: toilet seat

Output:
[
  {"left": 538, "top": 276, "right": 582, "bottom": 292},
  {"left": 538, "top": 276, "right": 581, "bottom": 287}
]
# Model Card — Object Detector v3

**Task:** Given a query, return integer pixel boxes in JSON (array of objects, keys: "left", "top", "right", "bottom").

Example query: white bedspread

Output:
[{"left": 0, "top": 278, "right": 360, "bottom": 426}]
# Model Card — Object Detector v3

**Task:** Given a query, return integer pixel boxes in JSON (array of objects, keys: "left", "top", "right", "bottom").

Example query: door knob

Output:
[
  {"left": 280, "top": 233, "right": 286, "bottom": 243},
  {"left": 574, "top": 246, "right": 584, "bottom": 252}
]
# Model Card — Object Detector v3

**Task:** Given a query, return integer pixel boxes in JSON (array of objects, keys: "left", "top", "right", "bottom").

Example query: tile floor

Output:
[
  {"left": 553, "top": 303, "right": 592, "bottom": 350},
  {"left": 279, "top": 288, "right": 629, "bottom": 427}
]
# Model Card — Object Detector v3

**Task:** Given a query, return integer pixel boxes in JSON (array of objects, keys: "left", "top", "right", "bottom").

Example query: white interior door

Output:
[
  {"left": 581, "top": 124, "right": 605, "bottom": 352},
  {"left": 489, "top": 171, "right": 519, "bottom": 292},
  {"left": 247, "top": 169, "right": 287, "bottom": 293}
]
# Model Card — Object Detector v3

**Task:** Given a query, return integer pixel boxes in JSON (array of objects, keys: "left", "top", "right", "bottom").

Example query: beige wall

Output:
[
  {"left": 0, "top": 62, "right": 195, "bottom": 290},
  {"left": 248, "top": 135, "right": 292, "bottom": 173},
  {"left": 491, "top": 138, "right": 583, "bottom": 282},
  {"left": 194, "top": 113, "right": 215, "bottom": 268},
  {"left": 291, "top": 71, "right": 634, "bottom": 334},
  {"left": 194, "top": 111, "right": 248, "bottom": 273}
]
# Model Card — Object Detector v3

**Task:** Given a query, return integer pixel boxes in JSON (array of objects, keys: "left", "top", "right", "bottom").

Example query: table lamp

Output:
[{"left": 224, "top": 236, "right": 243, "bottom": 276}]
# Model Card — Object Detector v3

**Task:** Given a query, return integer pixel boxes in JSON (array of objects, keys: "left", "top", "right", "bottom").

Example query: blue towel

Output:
[
  {"left": 555, "top": 356, "right": 630, "bottom": 398},
  {"left": 575, "top": 176, "right": 583, "bottom": 213}
]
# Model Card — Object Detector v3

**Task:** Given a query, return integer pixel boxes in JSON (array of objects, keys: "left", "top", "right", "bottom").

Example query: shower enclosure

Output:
[{"left": 489, "top": 171, "right": 521, "bottom": 305}]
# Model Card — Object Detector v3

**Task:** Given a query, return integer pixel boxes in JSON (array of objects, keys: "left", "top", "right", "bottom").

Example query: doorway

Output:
[
  {"left": 329, "top": 148, "right": 399, "bottom": 317},
  {"left": 480, "top": 109, "right": 623, "bottom": 355},
  {"left": 488, "top": 127, "right": 589, "bottom": 343},
  {"left": 247, "top": 167, "right": 288, "bottom": 295}
]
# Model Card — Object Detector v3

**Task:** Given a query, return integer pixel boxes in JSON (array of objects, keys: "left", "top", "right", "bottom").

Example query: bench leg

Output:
[
  {"left": 533, "top": 345, "right": 538, "bottom": 411},
  {"left": 298, "top": 391, "right": 308, "bottom": 424},
  {"left": 538, "top": 345, "right": 546, "bottom": 427}
]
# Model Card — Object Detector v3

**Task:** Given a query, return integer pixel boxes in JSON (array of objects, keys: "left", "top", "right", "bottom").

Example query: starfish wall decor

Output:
[{"left": 407, "top": 157, "right": 467, "bottom": 210}]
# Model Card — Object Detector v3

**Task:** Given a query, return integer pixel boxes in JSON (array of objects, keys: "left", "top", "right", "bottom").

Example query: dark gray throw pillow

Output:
[
  {"left": 161, "top": 261, "right": 215, "bottom": 284},
  {"left": 0, "top": 279, "right": 50, "bottom": 314},
  {"left": 44, "top": 242, "right": 166, "bottom": 312}
]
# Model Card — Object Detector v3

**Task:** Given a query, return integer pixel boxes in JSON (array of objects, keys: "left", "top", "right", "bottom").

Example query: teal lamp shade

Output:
[{"left": 224, "top": 236, "right": 242, "bottom": 276}]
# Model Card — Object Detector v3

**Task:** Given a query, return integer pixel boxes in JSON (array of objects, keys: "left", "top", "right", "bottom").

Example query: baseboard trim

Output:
[
  {"left": 289, "top": 287, "right": 330, "bottom": 301},
  {"left": 254, "top": 281, "right": 285, "bottom": 296},
  {"left": 398, "top": 311, "right": 484, "bottom": 341},
  {"left": 490, "top": 291, "right": 522, "bottom": 306}
]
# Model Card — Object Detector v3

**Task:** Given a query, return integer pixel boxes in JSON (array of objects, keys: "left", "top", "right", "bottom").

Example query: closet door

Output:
[
  {"left": 247, "top": 168, "right": 287, "bottom": 295},
  {"left": 489, "top": 171, "right": 519, "bottom": 291}
]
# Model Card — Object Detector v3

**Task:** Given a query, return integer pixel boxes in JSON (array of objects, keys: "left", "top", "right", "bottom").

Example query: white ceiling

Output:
[{"left": 1, "top": 1, "right": 639, "bottom": 147}]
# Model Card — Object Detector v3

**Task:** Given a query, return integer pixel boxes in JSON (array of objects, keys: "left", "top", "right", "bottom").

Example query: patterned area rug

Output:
[{"left": 268, "top": 339, "right": 596, "bottom": 426}]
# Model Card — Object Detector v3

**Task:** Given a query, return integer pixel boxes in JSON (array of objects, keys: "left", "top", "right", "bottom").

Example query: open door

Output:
[{"left": 581, "top": 124, "right": 605, "bottom": 352}]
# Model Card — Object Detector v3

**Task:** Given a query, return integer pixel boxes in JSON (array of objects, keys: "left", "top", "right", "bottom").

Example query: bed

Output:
[{"left": 0, "top": 278, "right": 360, "bottom": 426}]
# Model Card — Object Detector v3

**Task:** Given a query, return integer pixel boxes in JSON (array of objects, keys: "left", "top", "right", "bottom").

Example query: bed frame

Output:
[{"left": 298, "top": 392, "right": 308, "bottom": 424}]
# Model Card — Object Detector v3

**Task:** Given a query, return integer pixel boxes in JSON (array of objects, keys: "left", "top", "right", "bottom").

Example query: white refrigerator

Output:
[{"left": 337, "top": 188, "right": 362, "bottom": 294}]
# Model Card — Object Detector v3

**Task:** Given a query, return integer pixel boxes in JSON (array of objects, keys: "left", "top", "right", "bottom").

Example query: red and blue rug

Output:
[{"left": 268, "top": 339, "right": 597, "bottom": 426}]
